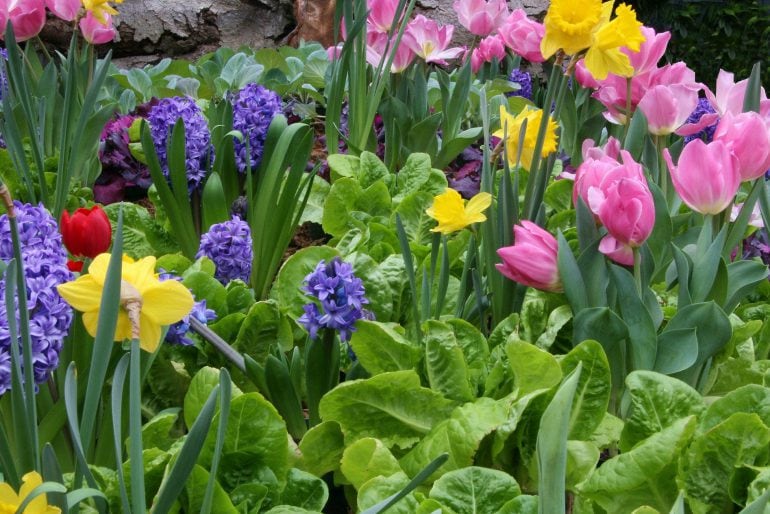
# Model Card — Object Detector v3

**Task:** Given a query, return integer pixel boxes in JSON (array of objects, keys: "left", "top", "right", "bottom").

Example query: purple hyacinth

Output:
[
  {"left": 147, "top": 96, "right": 213, "bottom": 191},
  {"left": 0, "top": 202, "right": 73, "bottom": 394},
  {"left": 684, "top": 98, "right": 718, "bottom": 145},
  {"left": 507, "top": 69, "right": 533, "bottom": 100},
  {"left": 298, "top": 258, "right": 371, "bottom": 342},
  {"left": 231, "top": 84, "right": 282, "bottom": 172},
  {"left": 196, "top": 216, "right": 253, "bottom": 284}
]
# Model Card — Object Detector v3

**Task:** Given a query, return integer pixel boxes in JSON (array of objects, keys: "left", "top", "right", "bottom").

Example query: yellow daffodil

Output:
[
  {"left": 57, "top": 254, "right": 194, "bottom": 353},
  {"left": 81, "top": 0, "right": 123, "bottom": 24},
  {"left": 541, "top": 0, "right": 645, "bottom": 81},
  {"left": 0, "top": 472, "right": 61, "bottom": 514},
  {"left": 584, "top": 4, "right": 645, "bottom": 79},
  {"left": 426, "top": 189, "right": 492, "bottom": 234},
  {"left": 494, "top": 106, "right": 559, "bottom": 170}
]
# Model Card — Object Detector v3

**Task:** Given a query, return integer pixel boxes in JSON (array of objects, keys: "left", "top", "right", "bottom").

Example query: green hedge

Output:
[{"left": 629, "top": 0, "right": 770, "bottom": 87}]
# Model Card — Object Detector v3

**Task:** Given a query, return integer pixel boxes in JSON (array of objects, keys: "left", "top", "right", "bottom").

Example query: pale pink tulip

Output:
[
  {"left": 79, "top": 11, "right": 116, "bottom": 45},
  {"left": 366, "top": 29, "right": 416, "bottom": 73},
  {"left": 44, "top": 0, "right": 80, "bottom": 21},
  {"left": 713, "top": 111, "right": 770, "bottom": 181},
  {"left": 588, "top": 175, "right": 655, "bottom": 266},
  {"left": 326, "top": 43, "right": 343, "bottom": 61},
  {"left": 403, "top": 15, "right": 464, "bottom": 65},
  {"left": 0, "top": 0, "right": 46, "bottom": 41},
  {"left": 731, "top": 202, "right": 763, "bottom": 228},
  {"left": 624, "top": 26, "right": 670, "bottom": 77},
  {"left": 453, "top": 0, "right": 508, "bottom": 37},
  {"left": 496, "top": 221, "right": 562, "bottom": 292},
  {"left": 368, "top": 0, "right": 401, "bottom": 33},
  {"left": 470, "top": 33, "right": 506, "bottom": 73},
  {"left": 705, "top": 69, "right": 770, "bottom": 117},
  {"left": 638, "top": 83, "right": 699, "bottom": 135},
  {"left": 663, "top": 140, "right": 740, "bottom": 215},
  {"left": 498, "top": 9, "right": 545, "bottom": 63}
]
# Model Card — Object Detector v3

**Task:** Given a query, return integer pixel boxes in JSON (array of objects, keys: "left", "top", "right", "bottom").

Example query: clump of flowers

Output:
[
  {"left": 507, "top": 69, "right": 533, "bottom": 100},
  {"left": 147, "top": 96, "right": 213, "bottom": 191},
  {"left": 159, "top": 272, "right": 216, "bottom": 346},
  {"left": 231, "top": 83, "right": 282, "bottom": 172},
  {"left": 196, "top": 216, "right": 253, "bottom": 284},
  {"left": 0, "top": 202, "right": 73, "bottom": 394},
  {"left": 298, "top": 258, "right": 371, "bottom": 342}
]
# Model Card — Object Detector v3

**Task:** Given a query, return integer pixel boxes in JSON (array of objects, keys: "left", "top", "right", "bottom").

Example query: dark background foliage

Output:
[{"left": 628, "top": 0, "right": 770, "bottom": 87}]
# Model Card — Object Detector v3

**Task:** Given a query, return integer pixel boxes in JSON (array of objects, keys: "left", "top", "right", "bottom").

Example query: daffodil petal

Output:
[
  {"left": 123, "top": 256, "right": 158, "bottom": 292},
  {"left": 0, "top": 482, "right": 19, "bottom": 506},
  {"left": 83, "top": 309, "right": 132, "bottom": 342},
  {"left": 140, "top": 281, "right": 194, "bottom": 325},
  {"left": 57, "top": 275, "right": 103, "bottom": 312},
  {"left": 138, "top": 314, "right": 162, "bottom": 353},
  {"left": 83, "top": 253, "right": 113, "bottom": 287},
  {"left": 466, "top": 193, "right": 492, "bottom": 217}
]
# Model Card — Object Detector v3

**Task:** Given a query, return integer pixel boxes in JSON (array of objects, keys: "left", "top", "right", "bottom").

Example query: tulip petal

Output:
[
  {"left": 56, "top": 275, "right": 102, "bottom": 313},
  {"left": 140, "top": 281, "right": 195, "bottom": 325}
]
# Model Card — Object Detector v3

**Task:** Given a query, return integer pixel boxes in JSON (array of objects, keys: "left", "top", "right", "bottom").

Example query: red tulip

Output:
[{"left": 60, "top": 206, "right": 112, "bottom": 258}]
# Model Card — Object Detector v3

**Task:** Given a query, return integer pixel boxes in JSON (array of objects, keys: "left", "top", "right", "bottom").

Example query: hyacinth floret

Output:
[
  {"left": 231, "top": 83, "right": 282, "bottom": 172},
  {"left": 196, "top": 216, "right": 253, "bottom": 284},
  {"left": 684, "top": 98, "right": 718, "bottom": 145},
  {"left": 147, "top": 96, "right": 213, "bottom": 191},
  {"left": 298, "top": 258, "right": 371, "bottom": 342},
  {"left": 507, "top": 69, "right": 533, "bottom": 100},
  {"left": 159, "top": 272, "right": 217, "bottom": 346},
  {"left": 0, "top": 202, "right": 73, "bottom": 395}
]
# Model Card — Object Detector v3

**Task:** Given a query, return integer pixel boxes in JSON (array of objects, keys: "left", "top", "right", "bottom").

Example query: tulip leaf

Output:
[
  {"left": 557, "top": 232, "right": 588, "bottom": 312},
  {"left": 572, "top": 308, "right": 629, "bottom": 395},
  {"left": 654, "top": 328, "right": 699, "bottom": 375},
  {"left": 725, "top": 260, "right": 769, "bottom": 313},
  {"left": 619, "top": 371, "right": 705, "bottom": 452},
  {"left": 609, "top": 264, "right": 657, "bottom": 371}
]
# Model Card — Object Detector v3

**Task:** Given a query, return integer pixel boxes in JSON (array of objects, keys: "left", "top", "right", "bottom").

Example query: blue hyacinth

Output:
[
  {"left": 196, "top": 216, "right": 253, "bottom": 284},
  {"left": 507, "top": 69, "right": 533, "bottom": 101},
  {"left": 231, "top": 83, "right": 282, "bottom": 172},
  {"left": 298, "top": 258, "right": 371, "bottom": 342},
  {"left": 684, "top": 98, "right": 718, "bottom": 145}
]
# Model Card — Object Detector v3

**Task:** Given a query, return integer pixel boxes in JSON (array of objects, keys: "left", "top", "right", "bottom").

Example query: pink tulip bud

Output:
[
  {"left": 713, "top": 111, "right": 770, "bottom": 182},
  {"left": 44, "top": 0, "right": 80, "bottom": 21},
  {"left": 498, "top": 9, "right": 545, "bottom": 63},
  {"left": 496, "top": 221, "right": 562, "bottom": 292},
  {"left": 470, "top": 33, "right": 506, "bottom": 73},
  {"left": 0, "top": 0, "right": 46, "bottom": 41},
  {"left": 453, "top": 0, "right": 508, "bottom": 37},
  {"left": 663, "top": 140, "right": 740, "bottom": 215},
  {"left": 79, "top": 11, "right": 116, "bottom": 45}
]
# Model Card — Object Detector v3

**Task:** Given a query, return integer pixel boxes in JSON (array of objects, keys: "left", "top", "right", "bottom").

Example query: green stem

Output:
[
  {"left": 305, "top": 330, "right": 339, "bottom": 426},
  {"left": 129, "top": 339, "right": 145, "bottom": 513},
  {"left": 633, "top": 247, "right": 642, "bottom": 295},
  {"left": 623, "top": 77, "right": 632, "bottom": 140}
]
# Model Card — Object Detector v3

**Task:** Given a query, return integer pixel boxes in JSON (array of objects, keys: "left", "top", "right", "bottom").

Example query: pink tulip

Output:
[
  {"left": 624, "top": 26, "right": 670, "bottom": 77},
  {"left": 44, "top": 0, "right": 80, "bottom": 21},
  {"left": 588, "top": 175, "right": 655, "bottom": 266},
  {"left": 713, "top": 112, "right": 770, "bottom": 181},
  {"left": 79, "top": 11, "right": 116, "bottom": 45},
  {"left": 574, "top": 60, "right": 601, "bottom": 89},
  {"left": 573, "top": 143, "right": 641, "bottom": 210},
  {"left": 326, "top": 43, "right": 343, "bottom": 61},
  {"left": 498, "top": 9, "right": 545, "bottom": 63},
  {"left": 638, "top": 83, "right": 700, "bottom": 135},
  {"left": 496, "top": 221, "right": 562, "bottom": 292},
  {"left": 453, "top": 0, "right": 508, "bottom": 37},
  {"left": 663, "top": 140, "right": 740, "bottom": 215},
  {"left": 0, "top": 0, "right": 46, "bottom": 41},
  {"left": 366, "top": 29, "right": 416, "bottom": 73},
  {"left": 705, "top": 69, "right": 770, "bottom": 118},
  {"left": 368, "top": 0, "right": 401, "bottom": 33},
  {"left": 470, "top": 33, "right": 506, "bottom": 73},
  {"left": 403, "top": 15, "right": 465, "bottom": 65}
]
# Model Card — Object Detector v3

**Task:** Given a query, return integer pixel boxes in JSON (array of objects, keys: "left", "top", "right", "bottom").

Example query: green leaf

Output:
[
  {"left": 699, "top": 384, "right": 770, "bottom": 434},
  {"left": 560, "top": 340, "right": 611, "bottom": 440},
  {"left": 349, "top": 321, "right": 421, "bottom": 375},
  {"left": 225, "top": 280, "right": 256, "bottom": 314},
  {"left": 535, "top": 305, "right": 573, "bottom": 351},
  {"left": 319, "top": 370, "right": 456, "bottom": 450},
  {"left": 445, "top": 318, "right": 490, "bottom": 394},
  {"left": 537, "top": 364, "right": 583, "bottom": 514},
  {"left": 506, "top": 340, "right": 562, "bottom": 397},
  {"left": 297, "top": 421, "right": 344, "bottom": 477},
  {"left": 279, "top": 468, "right": 328, "bottom": 511},
  {"left": 271, "top": 246, "right": 339, "bottom": 317},
  {"left": 654, "top": 329, "right": 699, "bottom": 375},
  {"left": 429, "top": 467, "right": 521, "bottom": 514},
  {"left": 393, "top": 191, "right": 435, "bottom": 246},
  {"left": 341, "top": 437, "right": 403, "bottom": 490},
  {"left": 579, "top": 416, "right": 697, "bottom": 512},
  {"left": 357, "top": 473, "right": 421, "bottom": 514},
  {"left": 183, "top": 271, "right": 228, "bottom": 315},
  {"left": 104, "top": 202, "right": 179, "bottom": 258},
  {"left": 424, "top": 320, "right": 474, "bottom": 402},
  {"left": 234, "top": 301, "right": 294, "bottom": 363},
  {"left": 141, "top": 409, "right": 180, "bottom": 451},
  {"left": 566, "top": 441, "right": 600, "bottom": 491},
  {"left": 323, "top": 178, "right": 392, "bottom": 238},
  {"left": 201, "top": 392, "right": 291, "bottom": 491},
  {"left": 680, "top": 413, "right": 770, "bottom": 513},
  {"left": 183, "top": 367, "right": 242, "bottom": 429},
  {"left": 620, "top": 371, "right": 705, "bottom": 452},
  {"left": 400, "top": 398, "right": 509, "bottom": 482},
  {"left": 184, "top": 465, "right": 238, "bottom": 514},
  {"left": 359, "top": 151, "right": 390, "bottom": 188},
  {"left": 298, "top": 178, "right": 331, "bottom": 225},
  {"left": 327, "top": 154, "right": 360, "bottom": 182},
  {"left": 394, "top": 153, "right": 434, "bottom": 201}
]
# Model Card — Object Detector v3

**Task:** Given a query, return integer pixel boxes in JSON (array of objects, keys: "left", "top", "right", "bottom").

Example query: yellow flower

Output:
[
  {"left": 583, "top": 4, "right": 645, "bottom": 79},
  {"left": 57, "top": 254, "right": 194, "bottom": 353},
  {"left": 426, "top": 189, "right": 492, "bottom": 235},
  {"left": 494, "top": 106, "right": 559, "bottom": 170},
  {"left": 541, "top": 0, "right": 607, "bottom": 58},
  {"left": 0, "top": 472, "right": 61, "bottom": 514},
  {"left": 81, "top": 0, "right": 123, "bottom": 24}
]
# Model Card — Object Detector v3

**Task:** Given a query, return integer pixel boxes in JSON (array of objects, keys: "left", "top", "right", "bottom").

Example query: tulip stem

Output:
[
  {"left": 624, "top": 77, "right": 632, "bottom": 140},
  {"left": 633, "top": 247, "right": 643, "bottom": 295}
]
